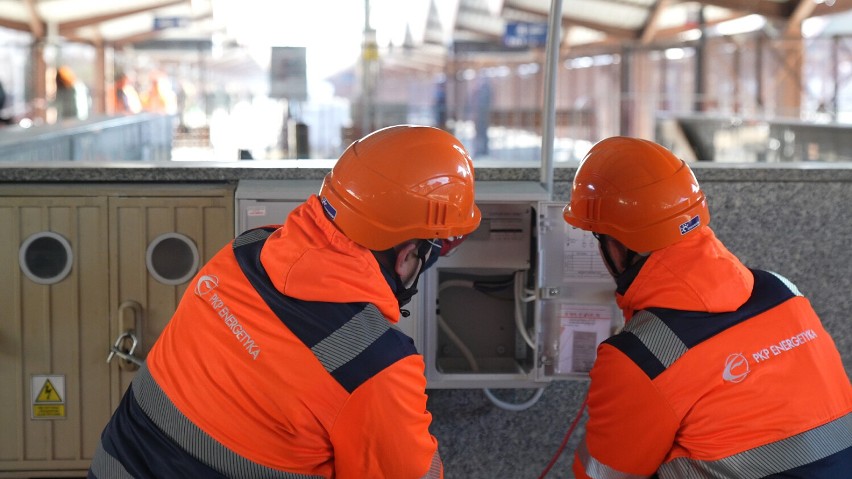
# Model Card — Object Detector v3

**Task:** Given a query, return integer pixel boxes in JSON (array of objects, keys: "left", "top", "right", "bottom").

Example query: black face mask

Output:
[{"left": 593, "top": 233, "right": 648, "bottom": 294}]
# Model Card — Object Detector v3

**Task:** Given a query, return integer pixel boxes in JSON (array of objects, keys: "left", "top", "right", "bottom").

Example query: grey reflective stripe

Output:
[
  {"left": 767, "top": 270, "right": 803, "bottom": 297},
  {"left": 89, "top": 441, "right": 134, "bottom": 479},
  {"left": 133, "top": 364, "right": 322, "bottom": 479},
  {"left": 311, "top": 303, "right": 389, "bottom": 372},
  {"left": 623, "top": 310, "right": 688, "bottom": 368},
  {"left": 233, "top": 227, "right": 272, "bottom": 248},
  {"left": 659, "top": 412, "right": 852, "bottom": 479},
  {"left": 421, "top": 449, "right": 443, "bottom": 479},
  {"left": 576, "top": 439, "right": 652, "bottom": 479}
]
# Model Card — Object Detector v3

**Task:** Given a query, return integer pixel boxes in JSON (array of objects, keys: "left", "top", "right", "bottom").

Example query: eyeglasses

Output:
[
  {"left": 438, "top": 235, "right": 467, "bottom": 257},
  {"left": 592, "top": 232, "right": 608, "bottom": 244},
  {"left": 418, "top": 235, "right": 468, "bottom": 273},
  {"left": 591, "top": 231, "right": 614, "bottom": 250}
]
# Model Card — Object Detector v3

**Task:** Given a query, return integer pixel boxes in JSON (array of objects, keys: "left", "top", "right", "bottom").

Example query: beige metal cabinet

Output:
[{"left": 0, "top": 184, "right": 234, "bottom": 478}]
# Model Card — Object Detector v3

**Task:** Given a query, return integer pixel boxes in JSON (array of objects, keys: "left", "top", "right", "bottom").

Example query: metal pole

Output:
[
  {"left": 831, "top": 35, "right": 839, "bottom": 121},
  {"left": 693, "top": 6, "right": 706, "bottom": 112},
  {"left": 619, "top": 46, "right": 632, "bottom": 136},
  {"left": 540, "top": 0, "right": 563, "bottom": 199},
  {"left": 360, "top": 0, "right": 377, "bottom": 135},
  {"left": 360, "top": 0, "right": 369, "bottom": 135}
]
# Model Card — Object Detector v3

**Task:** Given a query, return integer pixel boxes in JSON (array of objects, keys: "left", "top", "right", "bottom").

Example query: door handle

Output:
[{"left": 106, "top": 300, "right": 144, "bottom": 371}]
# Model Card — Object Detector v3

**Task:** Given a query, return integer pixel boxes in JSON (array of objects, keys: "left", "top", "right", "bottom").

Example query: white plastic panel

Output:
[
  {"left": 235, "top": 180, "right": 323, "bottom": 233},
  {"left": 535, "top": 202, "right": 622, "bottom": 381},
  {"left": 422, "top": 202, "right": 537, "bottom": 389}
]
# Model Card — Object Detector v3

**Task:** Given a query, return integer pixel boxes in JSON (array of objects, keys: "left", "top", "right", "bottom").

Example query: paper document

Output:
[
  {"left": 562, "top": 227, "right": 609, "bottom": 281},
  {"left": 556, "top": 303, "right": 613, "bottom": 373}
]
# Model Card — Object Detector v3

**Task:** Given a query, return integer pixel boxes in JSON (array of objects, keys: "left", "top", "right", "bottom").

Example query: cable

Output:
[
  {"left": 514, "top": 270, "right": 536, "bottom": 349},
  {"left": 438, "top": 275, "right": 546, "bottom": 411},
  {"left": 438, "top": 279, "right": 476, "bottom": 293},
  {"left": 437, "top": 316, "right": 479, "bottom": 372},
  {"left": 439, "top": 274, "right": 535, "bottom": 352},
  {"left": 437, "top": 280, "right": 480, "bottom": 373},
  {"left": 538, "top": 393, "right": 589, "bottom": 479},
  {"left": 485, "top": 270, "right": 543, "bottom": 411},
  {"left": 516, "top": 271, "right": 537, "bottom": 302},
  {"left": 483, "top": 387, "right": 545, "bottom": 412}
]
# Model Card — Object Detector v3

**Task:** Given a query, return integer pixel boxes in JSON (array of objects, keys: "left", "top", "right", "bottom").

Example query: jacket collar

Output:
[
  {"left": 260, "top": 195, "right": 403, "bottom": 322},
  {"left": 616, "top": 226, "right": 754, "bottom": 321}
]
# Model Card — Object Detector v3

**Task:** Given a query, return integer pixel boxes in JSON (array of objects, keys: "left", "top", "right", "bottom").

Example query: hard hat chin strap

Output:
[
  {"left": 614, "top": 251, "right": 649, "bottom": 295},
  {"left": 373, "top": 240, "right": 441, "bottom": 317}
]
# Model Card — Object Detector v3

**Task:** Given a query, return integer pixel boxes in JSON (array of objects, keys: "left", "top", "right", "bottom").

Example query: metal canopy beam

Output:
[{"left": 57, "top": 0, "right": 188, "bottom": 36}]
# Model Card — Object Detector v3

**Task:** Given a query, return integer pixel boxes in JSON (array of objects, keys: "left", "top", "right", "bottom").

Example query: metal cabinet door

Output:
[
  {"left": 535, "top": 202, "right": 622, "bottom": 381},
  {"left": 0, "top": 194, "right": 111, "bottom": 475},
  {"left": 108, "top": 189, "right": 234, "bottom": 401}
]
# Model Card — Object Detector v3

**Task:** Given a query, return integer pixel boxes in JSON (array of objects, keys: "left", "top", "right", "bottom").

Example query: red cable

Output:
[{"left": 538, "top": 393, "right": 589, "bottom": 479}]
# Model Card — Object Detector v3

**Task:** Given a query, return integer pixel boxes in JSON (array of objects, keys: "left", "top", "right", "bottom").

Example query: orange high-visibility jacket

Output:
[
  {"left": 573, "top": 226, "right": 852, "bottom": 479},
  {"left": 90, "top": 195, "right": 442, "bottom": 479}
]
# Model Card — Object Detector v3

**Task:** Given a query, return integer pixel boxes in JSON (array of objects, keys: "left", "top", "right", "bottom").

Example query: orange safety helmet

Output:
[
  {"left": 319, "top": 125, "right": 482, "bottom": 251},
  {"left": 57, "top": 66, "right": 77, "bottom": 88},
  {"left": 563, "top": 136, "right": 709, "bottom": 252}
]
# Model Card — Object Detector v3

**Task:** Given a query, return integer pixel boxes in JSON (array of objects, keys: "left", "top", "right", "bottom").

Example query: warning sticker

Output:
[
  {"left": 31, "top": 375, "right": 66, "bottom": 419},
  {"left": 246, "top": 206, "right": 267, "bottom": 217}
]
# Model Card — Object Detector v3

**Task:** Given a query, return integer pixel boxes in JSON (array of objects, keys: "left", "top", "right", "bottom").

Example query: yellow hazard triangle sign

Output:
[
  {"left": 36, "top": 379, "right": 63, "bottom": 402},
  {"left": 31, "top": 375, "right": 66, "bottom": 419}
]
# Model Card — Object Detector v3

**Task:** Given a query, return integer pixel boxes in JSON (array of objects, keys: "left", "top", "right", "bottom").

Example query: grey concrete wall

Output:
[{"left": 429, "top": 165, "right": 852, "bottom": 479}]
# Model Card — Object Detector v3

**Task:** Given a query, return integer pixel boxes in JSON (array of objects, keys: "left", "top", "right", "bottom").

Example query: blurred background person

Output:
[
  {"left": 54, "top": 65, "right": 89, "bottom": 121},
  {"left": 0, "top": 79, "right": 11, "bottom": 125},
  {"left": 142, "top": 72, "right": 178, "bottom": 114},
  {"left": 114, "top": 72, "right": 142, "bottom": 114}
]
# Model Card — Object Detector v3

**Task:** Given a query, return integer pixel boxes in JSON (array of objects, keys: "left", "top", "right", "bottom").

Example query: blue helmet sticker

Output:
[
  {"left": 321, "top": 196, "right": 337, "bottom": 220},
  {"left": 679, "top": 215, "right": 700, "bottom": 235}
]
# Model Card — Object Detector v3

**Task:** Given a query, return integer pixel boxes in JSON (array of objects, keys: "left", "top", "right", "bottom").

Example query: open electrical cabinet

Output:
[
  {"left": 235, "top": 179, "right": 622, "bottom": 390},
  {"left": 416, "top": 181, "right": 622, "bottom": 389}
]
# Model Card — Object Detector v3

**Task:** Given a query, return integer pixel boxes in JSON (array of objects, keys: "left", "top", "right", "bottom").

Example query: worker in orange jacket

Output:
[
  {"left": 564, "top": 137, "right": 851, "bottom": 478},
  {"left": 88, "top": 125, "right": 481, "bottom": 478}
]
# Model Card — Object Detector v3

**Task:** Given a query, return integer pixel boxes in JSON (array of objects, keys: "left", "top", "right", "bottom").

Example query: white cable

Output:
[
  {"left": 438, "top": 280, "right": 480, "bottom": 372},
  {"left": 514, "top": 270, "right": 536, "bottom": 349},
  {"left": 438, "top": 316, "right": 479, "bottom": 372},
  {"left": 483, "top": 387, "right": 545, "bottom": 411},
  {"left": 438, "top": 279, "right": 476, "bottom": 293},
  {"left": 519, "top": 273, "right": 537, "bottom": 302},
  {"left": 438, "top": 276, "right": 546, "bottom": 411}
]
